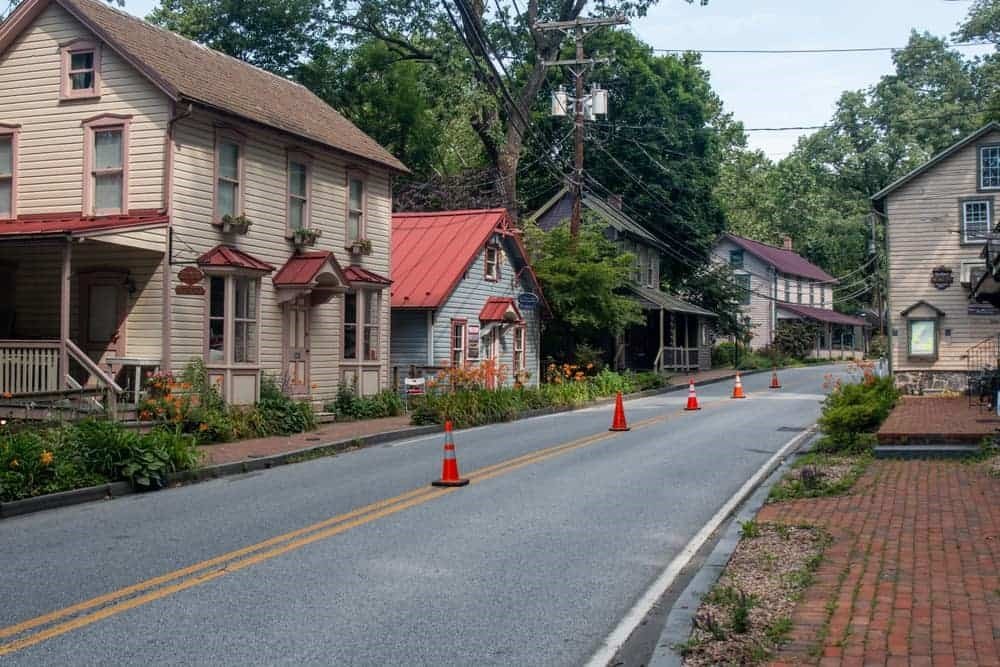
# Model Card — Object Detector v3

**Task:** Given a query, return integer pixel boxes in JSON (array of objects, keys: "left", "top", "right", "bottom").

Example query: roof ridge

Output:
[
  {"left": 69, "top": 0, "right": 309, "bottom": 92},
  {"left": 393, "top": 208, "right": 508, "bottom": 218}
]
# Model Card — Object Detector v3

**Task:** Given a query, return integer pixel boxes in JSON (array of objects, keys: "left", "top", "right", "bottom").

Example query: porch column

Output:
[
  {"left": 827, "top": 323, "right": 832, "bottom": 359},
  {"left": 658, "top": 308, "right": 664, "bottom": 373},
  {"left": 59, "top": 239, "right": 71, "bottom": 390},
  {"left": 683, "top": 313, "right": 690, "bottom": 370}
]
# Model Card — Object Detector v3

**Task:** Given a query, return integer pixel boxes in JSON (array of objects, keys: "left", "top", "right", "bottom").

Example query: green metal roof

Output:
[{"left": 628, "top": 284, "right": 717, "bottom": 317}]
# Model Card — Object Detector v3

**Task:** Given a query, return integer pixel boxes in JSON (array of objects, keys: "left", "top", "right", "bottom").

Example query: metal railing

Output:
[{"left": 964, "top": 333, "right": 1000, "bottom": 411}]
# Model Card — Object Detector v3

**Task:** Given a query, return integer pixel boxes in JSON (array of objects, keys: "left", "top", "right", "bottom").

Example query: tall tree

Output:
[{"left": 148, "top": 0, "right": 330, "bottom": 77}]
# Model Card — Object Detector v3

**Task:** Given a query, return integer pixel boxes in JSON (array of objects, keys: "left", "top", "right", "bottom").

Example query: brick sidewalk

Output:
[
  {"left": 198, "top": 415, "right": 413, "bottom": 465},
  {"left": 760, "top": 461, "right": 1000, "bottom": 666},
  {"left": 877, "top": 396, "right": 1000, "bottom": 444}
]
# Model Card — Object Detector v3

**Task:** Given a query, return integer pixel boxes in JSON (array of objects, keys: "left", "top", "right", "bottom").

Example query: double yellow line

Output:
[{"left": 0, "top": 404, "right": 701, "bottom": 656}]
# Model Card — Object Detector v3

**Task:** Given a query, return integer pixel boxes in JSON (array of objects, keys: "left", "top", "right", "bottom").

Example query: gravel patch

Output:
[
  {"left": 680, "top": 523, "right": 827, "bottom": 666},
  {"left": 768, "top": 454, "right": 869, "bottom": 502}
]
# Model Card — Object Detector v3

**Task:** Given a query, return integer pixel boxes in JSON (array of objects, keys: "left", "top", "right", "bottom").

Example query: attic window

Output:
[
  {"left": 60, "top": 41, "right": 101, "bottom": 100},
  {"left": 484, "top": 244, "right": 500, "bottom": 281},
  {"left": 981, "top": 145, "right": 1000, "bottom": 190}
]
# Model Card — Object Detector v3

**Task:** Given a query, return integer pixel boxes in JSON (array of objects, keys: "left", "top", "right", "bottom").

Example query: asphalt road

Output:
[{"left": 0, "top": 364, "right": 846, "bottom": 666}]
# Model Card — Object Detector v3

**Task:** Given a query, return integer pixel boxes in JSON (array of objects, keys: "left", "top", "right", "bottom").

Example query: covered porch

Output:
[
  {"left": 614, "top": 285, "right": 716, "bottom": 373},
  {"left": 776, "top": 303, "right": 868, "bottom": 360},
  {"left": 0, "top": 212, "right": 169, "bottom": 416}
]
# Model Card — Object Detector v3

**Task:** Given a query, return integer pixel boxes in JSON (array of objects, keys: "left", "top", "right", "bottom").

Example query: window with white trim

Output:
[
  {"left": 363, "top": 291, "right": 380, "bottom": 361},
  {"left": 233, "top": 277, "right": 258, "bottom": 363},
  {"left": 451, "top": 320, "right": 467, "bottom": 367},
  {"left": 207, "top": 275, "right": 260, "bottom": 364},
  {"left": 981, "top": 145, "right": 1000, "bottom": 189},
  {"left": 216, "top": 138, "right": 242, "bottom": 220},
  {"left": 797, "top": 281, "right": 803, "bottom": 304},
  {"left": 735, "top": 273, "right": 751, "bottom": 305},
  {"left": 513, "top": 325, "right": 526, "bottom": 374},
  {"left": 784, "top": 278, "right": 790, "bottom": 302},
  {"left": 347, "top": 175, "right": 365, "bottom": 241},
  {"left": 0, "top": 134, "right": 12, "bottom": 219},
  {"left": 485, "top": 244, "right": 500, "bottom": 281},
  {"left": 343, "top": 290, "right": 380, "bottom": 361},
  {"left": 962, "top": 200, "right": 991, "bottom": 242},
  {"left": 809, "top": 283, "right": 815, "bottom": 306},
  {"left": 907, "top": 319, "right": 937, "bottom": 359},
  {"left": 288, "top": 159, "right": 309, "bottom": 231},
  {"left": 91, "top": 127, "right": 124, "bottom": 214}
]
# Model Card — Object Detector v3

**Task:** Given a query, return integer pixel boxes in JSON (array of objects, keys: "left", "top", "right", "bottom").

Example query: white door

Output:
[{"left": 285, "top": 296, "right": 310, "bottom": 395}]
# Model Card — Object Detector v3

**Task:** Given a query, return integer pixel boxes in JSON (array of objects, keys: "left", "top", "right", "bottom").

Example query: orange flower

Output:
[
  {"left": 198, "top": 423, "right": 209, "bottom": 432},
  {"left": 40, "top": 450, "right": 54, "bottom": 466},
  {"left": 9, "top": 458, "right": 18, "bottom": 468},
  {"left": 1, "top": 391, "right": 11, "bottom": 398}
]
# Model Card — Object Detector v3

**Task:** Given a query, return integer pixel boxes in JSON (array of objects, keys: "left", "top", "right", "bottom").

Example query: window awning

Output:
[
  {"left": 479, "top": 296, "right": 522, "bottom": 323},
  {"left": 343, "top": 265, "right": 392, "bottom": 288},
  {"left": 272, "top": 251, "right": 349, "bottom": 304},
  {"left": 198, "top": 244, "right": 275, "bottom": 273}
]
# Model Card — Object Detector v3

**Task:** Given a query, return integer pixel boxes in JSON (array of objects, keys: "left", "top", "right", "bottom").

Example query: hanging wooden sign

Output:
[
  {"left": 930, "top": 266, "right": 953, "bottom": 290},
  {"left": 176, "top": 266, "right": 206, "bottom": 295}
]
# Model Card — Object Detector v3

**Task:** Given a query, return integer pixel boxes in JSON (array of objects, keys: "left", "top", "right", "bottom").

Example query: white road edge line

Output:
[{"left": 584, "top": 424, "right": 819, "bottom": 667}]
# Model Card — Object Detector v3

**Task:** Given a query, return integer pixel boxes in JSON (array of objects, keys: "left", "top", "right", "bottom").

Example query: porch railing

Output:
[
  {"left": 656, "top": 346, "right": 700, "bottom": 372},
  {"left": 0, "top": 340, "right": 61, "bottom": 394},
  {"left": 964, "top": 333, "right": 1000, "bottom": 411},
  {"left": 0, "top": 339, "right": 123, "bottom": 418}
]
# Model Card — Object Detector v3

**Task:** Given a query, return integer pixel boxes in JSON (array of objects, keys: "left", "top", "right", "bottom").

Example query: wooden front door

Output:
[
  {"left": 284, "top": 296, "right": 310, "bottom": 395},
  {"left": 78, "top": 271, "right": 127, "bottom": 363}
]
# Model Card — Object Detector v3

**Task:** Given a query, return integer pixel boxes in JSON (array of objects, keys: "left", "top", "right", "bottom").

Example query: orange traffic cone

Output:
[
  {"left": 684, "top": 377, "right": 701, "bottom": 411},
  {"left": 769, "top": 368, "right": 782, "bottom": 390},
  {"left": 432, "top": 421, "right": 469, "bottom": 487},
  {"left": 609, "top": 391, "right": 630, "bottom": 431},
  {"left": 731, "top": 371, "right": 746, "bottom": 399}
]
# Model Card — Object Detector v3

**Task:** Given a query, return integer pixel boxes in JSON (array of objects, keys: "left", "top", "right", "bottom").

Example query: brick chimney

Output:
[
  {"left": 608, "top": 194, "right": 623, "bottom": 211},
  {"left": 783, "top": 236, "right": 793, "bottom": 251}
]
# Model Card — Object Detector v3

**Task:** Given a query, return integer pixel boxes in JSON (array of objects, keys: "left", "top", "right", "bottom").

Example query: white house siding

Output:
[
  {"left": 431, "top": 241, "right": 542, "bottom": 386},
  {"left": 712, "top": 239, "right": 775, "bottom": 349},
  {"left": 0, "top": 239, "right": 162, "bottom": 357},
  {"left": 169, "top": 109, "right": 394, "bottom": 402},
  {"left": 0, "top": 4, "right": 169, "bottom": 215},
  {"left": 885, "top": 129, "right": 1000, "bottom": 388}
]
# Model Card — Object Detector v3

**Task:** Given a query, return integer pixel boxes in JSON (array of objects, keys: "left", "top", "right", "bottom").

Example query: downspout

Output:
[{"left": 160, "top": 101, "right": 193, "bottom": 372}]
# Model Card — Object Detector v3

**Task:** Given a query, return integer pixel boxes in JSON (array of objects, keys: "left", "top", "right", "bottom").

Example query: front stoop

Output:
[{"left": 874, "top": 444, "right": 982, "bottom": 459}]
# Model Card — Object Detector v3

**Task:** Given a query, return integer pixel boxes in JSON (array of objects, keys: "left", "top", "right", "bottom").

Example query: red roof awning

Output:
[
  {"left": 778, "top": 303, "right": 867, "bottom": 326},
  {"left": 479, "top": 297, "right": 522, "bottom": 322},
  {"left": 343, "top": 265, "right": 391, "bottom": 287},
  {"left": 198, "top": 245, "right": 275, "bottom": 272},
  {"left": 0, "top": 210, "right": 168, "bottom": 238},
  {"left": 273, "top": 251, "right": 347, "bottom": 287}
]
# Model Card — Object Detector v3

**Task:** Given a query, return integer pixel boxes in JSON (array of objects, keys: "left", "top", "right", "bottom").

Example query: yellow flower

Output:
[{"left": 40, "top": 450, "right": 54, "bottom": 466}]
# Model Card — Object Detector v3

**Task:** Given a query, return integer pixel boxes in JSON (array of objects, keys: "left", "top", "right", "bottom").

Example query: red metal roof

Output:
[
  {"left": 0, "top": 210, "right": 168, "bottom": 237},
  {"left": 343, "top": 265, "right": 391, "bottom": 286},
  {"left": 778, "top": 303, "right": 867, "bottom": 326},
  {"left": 479, "top": 297, "right": 522, "bottom": 322},
  {"left": 724, "top": 233, "right": 836, "bottom": 283},
  {"left": 273, "top": 251, "right": 339, "bottom": 286},
  {"left": 391, "top": 209, "right": 509, "bottom": 308},
  {"left": 198, "top": 245, "right": 275, "bottom": 272}
]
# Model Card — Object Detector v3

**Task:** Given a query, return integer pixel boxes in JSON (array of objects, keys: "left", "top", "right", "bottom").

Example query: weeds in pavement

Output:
[{"left": 739, "top": 519, "right": 761, "bottom": 539}]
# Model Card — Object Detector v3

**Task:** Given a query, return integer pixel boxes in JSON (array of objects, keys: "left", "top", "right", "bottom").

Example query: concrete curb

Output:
[
  {"left": 0, "top": 366, "right": 790, "bottom": 520},
  {"left": 648, "top": 431, "right": 819, "bottom": 667}
]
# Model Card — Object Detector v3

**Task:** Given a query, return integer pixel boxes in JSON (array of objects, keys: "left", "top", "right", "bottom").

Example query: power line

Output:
[{"left": 648, "top": 41, "right": 987, "bottom": 55}]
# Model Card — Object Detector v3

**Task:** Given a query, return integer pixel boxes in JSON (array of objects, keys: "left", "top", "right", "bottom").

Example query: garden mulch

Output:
[{"left": 760, "top": 460, "right": 1000, "bottom": 667}]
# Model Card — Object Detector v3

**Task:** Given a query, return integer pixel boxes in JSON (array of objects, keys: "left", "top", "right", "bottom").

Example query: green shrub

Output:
[
  {"left": 816, "top": 376, "right": 898, "bottom": 452},
  {"left": 326, "top": 385, "right": 405, "bottom": 421},
  {"left": 632, "top": 371, "right": 667, "bottom": 391}
]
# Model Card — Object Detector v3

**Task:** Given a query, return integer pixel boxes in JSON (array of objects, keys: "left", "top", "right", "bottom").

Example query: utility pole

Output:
[{"left": 536, "top": 16, "right": 627, "bottom": 238}]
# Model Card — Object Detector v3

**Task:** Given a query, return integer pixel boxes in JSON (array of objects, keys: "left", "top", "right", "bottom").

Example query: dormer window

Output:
[{"left": 60, "top": 40, "right": 101, "bottom": 100}]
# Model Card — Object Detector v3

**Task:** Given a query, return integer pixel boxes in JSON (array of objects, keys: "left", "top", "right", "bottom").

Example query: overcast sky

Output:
[{"left": 121, "top": 0, "right": 990, "bottom": 160}]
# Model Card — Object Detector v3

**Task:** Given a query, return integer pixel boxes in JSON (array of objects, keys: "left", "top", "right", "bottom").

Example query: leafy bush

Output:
[
  {"left": 410, "top": 369, "right": 651, "bottom": 428},
  {"left": 0, "top": 417, "right": 203, "bottom": 501},
  {"left": 326, "top": 385, "right": 404, "bottom": 421},
  {"left": 816, "top": 375, "right": 898, "bottom": 453},
  {"left": 258, "top": 375, "right": 316, "bottom": 435},
  {"left": 772, "top": 320, "right": 820, "bottom": 359}
]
